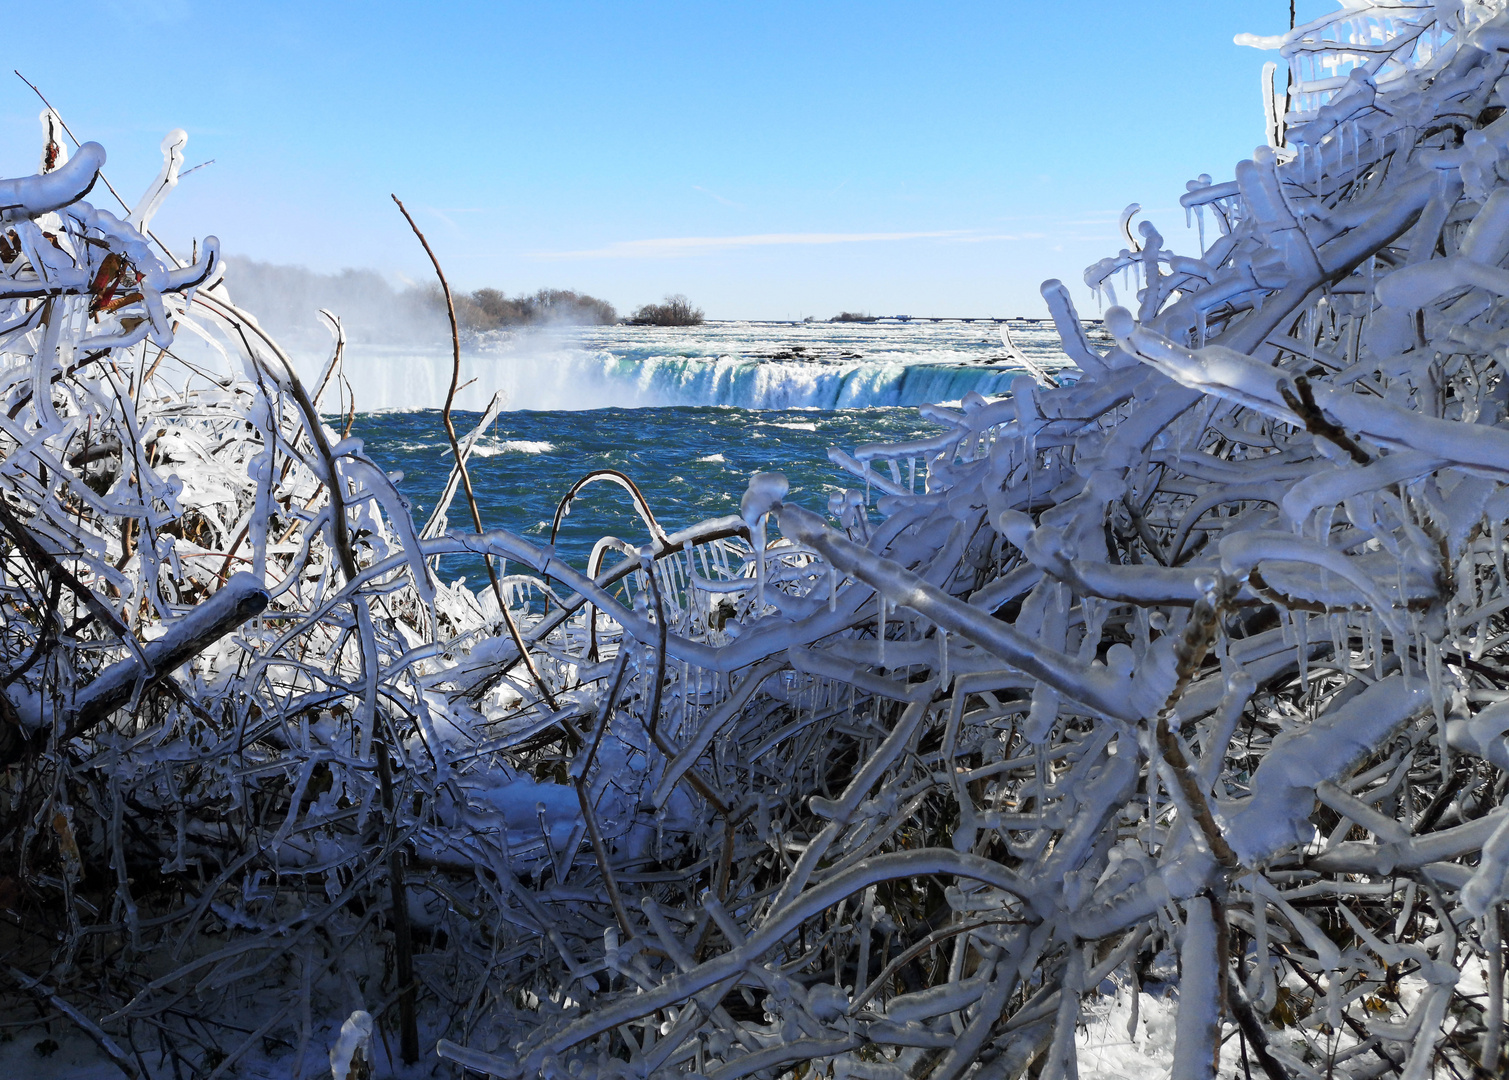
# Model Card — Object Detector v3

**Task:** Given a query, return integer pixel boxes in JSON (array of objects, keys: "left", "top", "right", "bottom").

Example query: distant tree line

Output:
[
  {"left": 628, "top": 294, "right": 704, "bottom": 326},
  {"left": 438, "top": 286, "right": 619, "bottom": 330},
  {"left": 436, "top": 287, "right": 712, "bottom": 331}
]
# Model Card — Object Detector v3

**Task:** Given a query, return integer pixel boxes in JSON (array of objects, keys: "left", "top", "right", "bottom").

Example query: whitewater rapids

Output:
[{"left": 283, "top": 319, "right": 1078, "bottom": 412}]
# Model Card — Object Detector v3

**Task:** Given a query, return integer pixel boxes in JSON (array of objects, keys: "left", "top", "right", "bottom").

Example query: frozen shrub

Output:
[{"left": 5, "top": 4, "right": 1509, "bottom": 1079}]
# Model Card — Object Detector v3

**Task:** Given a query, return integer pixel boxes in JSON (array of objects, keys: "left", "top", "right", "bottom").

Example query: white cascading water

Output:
[{"left": 257, "top": 321, "right": 1076, "bottom": 412}]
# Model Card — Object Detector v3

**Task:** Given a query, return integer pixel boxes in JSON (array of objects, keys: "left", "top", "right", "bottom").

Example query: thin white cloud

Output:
[
  {"left": 692, "top": 185, "right": 746, "bottom": 210},
  {"left": 421, "top": 206, "right": 495, "bottom": 233},
  {"left": 424, "top": 206, "right": 460, "bottom": 232},
  {"left": 532, "top": 229, "right": 972, "bottom": 259},
  {"left": 949, "top": 233, "right": 1031, "bottom": 243}
]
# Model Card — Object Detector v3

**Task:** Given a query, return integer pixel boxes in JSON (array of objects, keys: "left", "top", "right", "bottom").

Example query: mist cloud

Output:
[{"left": 218, "top": 256, "right": 448, "bottom": 354}]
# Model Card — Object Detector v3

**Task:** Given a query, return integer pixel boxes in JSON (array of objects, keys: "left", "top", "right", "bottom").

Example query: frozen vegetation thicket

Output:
[{"left": 7, "top": 2, "right": 1509, "bottom": 1077}]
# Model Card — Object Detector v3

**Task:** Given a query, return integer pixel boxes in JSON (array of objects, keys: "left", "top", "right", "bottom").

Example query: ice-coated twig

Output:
[{"left": 4, "top": 966, "right": 139, "bottom": 1079}]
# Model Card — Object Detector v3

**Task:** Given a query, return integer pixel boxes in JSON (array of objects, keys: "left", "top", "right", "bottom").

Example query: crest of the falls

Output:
[{"left": 282, "top": 319, "right": 1077, "bottom": 412}]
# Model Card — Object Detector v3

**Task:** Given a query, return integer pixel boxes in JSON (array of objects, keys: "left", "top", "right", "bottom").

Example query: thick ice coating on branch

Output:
[{"left": 0, "top": 140, "right": 103, "bottom": 222}]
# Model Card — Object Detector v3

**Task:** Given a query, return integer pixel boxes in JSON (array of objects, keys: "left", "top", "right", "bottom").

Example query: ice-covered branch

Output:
[{"left": 5, "top": 5, "right": 1509, "bottom": 1076}]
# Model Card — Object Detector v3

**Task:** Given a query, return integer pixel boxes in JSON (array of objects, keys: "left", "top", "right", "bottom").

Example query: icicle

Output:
[
  {"left": 1251, "top": 893, "right": 1276, "bottom": 1011},
  {"left": 1426, "top": 636, "right": 1447, "bottom": 731},
  {"left": 740, "top": 472, "right": 788, "bottom": 616},
  {"left": 1495, "top": 517, "right": 1506, "bottom": 594}
]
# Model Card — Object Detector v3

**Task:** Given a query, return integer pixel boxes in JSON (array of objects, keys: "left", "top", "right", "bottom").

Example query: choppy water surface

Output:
[
  {"left": 349, "top": 320, "right": 1076, "bottom": 577},
  {"left": 352, "top": 406, "right": 948, "bottom": 576}
]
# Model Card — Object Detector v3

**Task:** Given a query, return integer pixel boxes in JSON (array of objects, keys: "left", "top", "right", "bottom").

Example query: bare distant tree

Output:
[{"left": 629, "top": 293, "right": 704, "bottom": 326}]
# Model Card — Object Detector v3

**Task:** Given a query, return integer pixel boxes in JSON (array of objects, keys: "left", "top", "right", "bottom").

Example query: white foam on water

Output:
[{"left": 474, "top": 439, "right": 555, "bottom": 455}]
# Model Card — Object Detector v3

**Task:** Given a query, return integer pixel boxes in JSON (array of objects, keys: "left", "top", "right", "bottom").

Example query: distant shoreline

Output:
[{"left": 636, "top": 315, "right": 1106, "bottom": 326}]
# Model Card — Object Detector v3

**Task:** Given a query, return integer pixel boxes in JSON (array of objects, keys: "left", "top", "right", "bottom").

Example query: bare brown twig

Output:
[{"left": 390, "top": 193, "right": 558, "bottom": 712}]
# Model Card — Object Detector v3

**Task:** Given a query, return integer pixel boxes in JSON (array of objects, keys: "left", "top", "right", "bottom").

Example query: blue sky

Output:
[{"left": 5, "top": 2, "right": 1331, "bottom": 319}]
